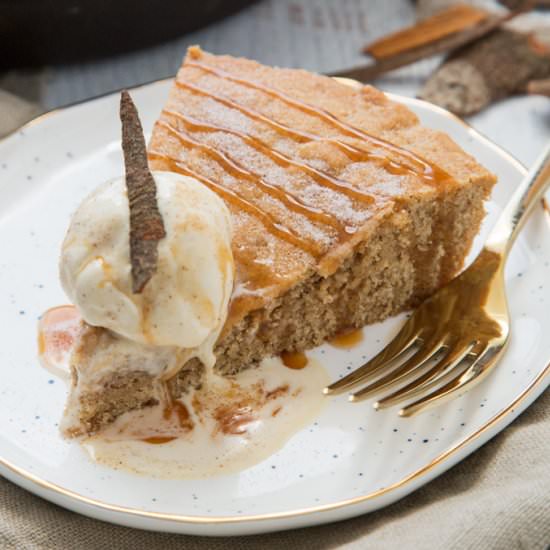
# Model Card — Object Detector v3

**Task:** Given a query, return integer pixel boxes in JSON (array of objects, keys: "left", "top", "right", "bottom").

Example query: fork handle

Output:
[{"left": 485, "top": 143, "right": 550, "bottom": 256}]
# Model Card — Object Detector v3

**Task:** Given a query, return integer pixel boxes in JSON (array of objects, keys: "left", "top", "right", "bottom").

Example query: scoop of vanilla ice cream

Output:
[{"left": 60, "top": 171, "right": 234, "bottom": 366}]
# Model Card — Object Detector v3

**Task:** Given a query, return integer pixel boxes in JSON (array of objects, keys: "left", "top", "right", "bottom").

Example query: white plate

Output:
[{"left": 0, "top": 80, "right": 549, "bottom": 536}]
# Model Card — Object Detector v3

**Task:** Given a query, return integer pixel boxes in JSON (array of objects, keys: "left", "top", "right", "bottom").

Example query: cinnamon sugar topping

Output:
[
  {"left": 184, "top": 60, "right": 451, "bottom": 183},
  {"left": 148, "top": 48, "right": 464, "bottom": 328}
]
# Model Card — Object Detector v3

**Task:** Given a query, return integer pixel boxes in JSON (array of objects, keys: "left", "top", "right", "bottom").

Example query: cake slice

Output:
[{"left": 60, "top": 46, "right": 496, "bottom": 435}]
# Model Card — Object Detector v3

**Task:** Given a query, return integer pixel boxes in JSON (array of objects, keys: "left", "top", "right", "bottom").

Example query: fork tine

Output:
[
  {"left": 389, "top": 341, "right": 487, "bottom": 410},
  {"left": 374, "top": 341, "right": 475, "bottom": 409},
  {"left": 399, "top": 341, "right": 507, "bottom": 417},
  {"left": 349, "top": 336, "right": 445, "bottom": 402},
  {"left": 323, "top": 320, "right": 421, "bottom": 395}
]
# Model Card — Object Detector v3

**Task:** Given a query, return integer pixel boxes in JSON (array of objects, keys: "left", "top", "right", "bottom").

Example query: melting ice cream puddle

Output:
[
  {"left": 39, "top": 307, "right": 329, "bottom": 479},
  {"left": 84, "top": 357, "right": 328, "bottom": 478}
]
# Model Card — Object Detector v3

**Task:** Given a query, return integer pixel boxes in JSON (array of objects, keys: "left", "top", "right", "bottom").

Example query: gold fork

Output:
[{"left": 324, "top": 145, "right": 550, "bottom": 416}]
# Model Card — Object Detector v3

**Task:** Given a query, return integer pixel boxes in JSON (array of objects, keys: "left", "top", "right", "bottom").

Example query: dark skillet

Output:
[{"left": 0, "top": 0, "right": 257, "bottom": 68}]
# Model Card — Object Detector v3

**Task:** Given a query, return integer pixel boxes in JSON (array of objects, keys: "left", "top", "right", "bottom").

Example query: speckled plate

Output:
[{"left": 0, "top": 79, "right": 549, "bottom": 536}]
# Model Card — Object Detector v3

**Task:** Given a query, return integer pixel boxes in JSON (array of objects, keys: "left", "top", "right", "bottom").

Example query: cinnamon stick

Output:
[
  {"left": 419, "top": 29, "right": 550, "bottom": 116},
  {"left": 527, "top": 77, "right": 550, "bottom": 95},
  {"left": 331, "top": 4, "right": 532, "bottom": 82},
  {"left": 364, "top": 4, "right": 490, "bottom": 60},
  {"left": 120, "top": 90, "right": 166, "bottom": 294}
]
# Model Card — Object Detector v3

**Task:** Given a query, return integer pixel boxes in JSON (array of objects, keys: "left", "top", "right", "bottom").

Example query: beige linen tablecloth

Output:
[{"left": 1, "top": 89, "right": 549, "bottom": 550}]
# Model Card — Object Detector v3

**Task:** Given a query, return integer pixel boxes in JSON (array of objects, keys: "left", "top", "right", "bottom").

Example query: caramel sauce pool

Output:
[
  {"left": 281, "top": 351, "right": 308, "bottom": 369},
  {"left": 162, "top": 400, "right": 193, "bottom": 430},
  {"left": 37, "top": 305, "right": 82, "bottom": 379},
  {"left": 329, "top": 328, "right": 364, "bottom": 348},
  {"left": 142, "top": 436, "right": 177, "bottom": 444}
]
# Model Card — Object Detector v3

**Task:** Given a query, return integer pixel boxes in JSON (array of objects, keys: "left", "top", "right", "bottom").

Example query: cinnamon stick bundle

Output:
[
  {"left": 333, "top": 4, "right": 534, "bottom": 83},
  {"left": 419, "top": 28, "right": 550, "bottom": 116}
]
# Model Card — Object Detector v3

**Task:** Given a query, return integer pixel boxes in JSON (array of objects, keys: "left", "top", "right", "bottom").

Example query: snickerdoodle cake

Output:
[{"left": 149, "top": 46, "right": 495, "bottom": 380}]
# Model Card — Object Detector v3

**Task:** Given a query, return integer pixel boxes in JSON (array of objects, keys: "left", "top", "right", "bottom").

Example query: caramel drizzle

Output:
[
  {"left": 175, "top": 78, "right": 436, "bottom": 184},
  {"left": 184, "top": 60, "right": 451, "bottom": 183},
  {"left": 156, "top": 119, "right": 344, "bottom": 235},
  {"left": 147, "top": 151, "right": 325, "bottom": 257},
  {"left": 163, "top": 108, "right": 374, "bottom": 207},
  {"left": 174, "top": 79, "right": 392, "bottom": 184}
]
